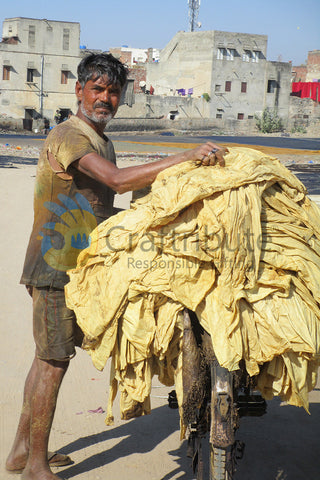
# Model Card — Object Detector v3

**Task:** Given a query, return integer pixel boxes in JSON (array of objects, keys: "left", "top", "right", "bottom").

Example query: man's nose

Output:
[{"left": 99, "top": 89, "right": 111, "bottom": 103}]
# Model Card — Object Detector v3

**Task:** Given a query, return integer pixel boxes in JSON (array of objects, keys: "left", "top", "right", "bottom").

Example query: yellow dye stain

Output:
[{"left": 117, "top": 140, "right": 320, "bottom": 156}]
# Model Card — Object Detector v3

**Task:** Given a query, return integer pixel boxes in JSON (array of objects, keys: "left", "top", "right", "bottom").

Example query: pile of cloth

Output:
[{"left": 65, "top": 147, "right": 320, "bottom": 426}]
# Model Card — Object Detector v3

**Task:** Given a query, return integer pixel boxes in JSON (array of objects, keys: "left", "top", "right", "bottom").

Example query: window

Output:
[
  {"left": 252, "top": 51, "right": 260, "bottom": 63},
  {"left": 225, "top": 81, "right": 231, "bottom": 92},
  {"left": 217, "top": 48, "right": 224, "bottom": 60},
  {"left": 242, "top": 50, "right": 251, "bottom": 62},
  {"left": 216, "top": 113, "right": 223, "bottom": 119},
  {"left": 28, "top": 25, "right": 35, "bottom": 48},
  {"left": 27, "top": 69, "right": 34, "bottom": 83},
  {"left": 63, "top": 29, "right": 70, "bottom": 51},
  {"left": 215, "top": 84, "right": 221, "bottom": 92},
  {"left": 248, "top": 115, "right": 254, "bottom": 120},
  {"left": 241, "top": 82, "right": 247, "bottom": 93},
  {"left": 267, "top": 80, "right": 278, "bottom": 93},
  {"left": 61, "top": 70, "right": 68, "bottom": 84},
  {"left": 226, "top": 48, "right": 235, "bottom": 61},
  {"left": 3, "top": 66, "right": 10, "bottom": 80},
  {"left": 238, "top": 113, "right": 244, "bottom": 120}
]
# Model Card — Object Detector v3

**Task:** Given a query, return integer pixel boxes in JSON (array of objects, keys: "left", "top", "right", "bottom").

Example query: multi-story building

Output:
[
  {"left": 146, "top": 30, "right": 292, "bottom": 124},
  {"left": 0, "top": 17, "right": 80, "bottom": 128}
]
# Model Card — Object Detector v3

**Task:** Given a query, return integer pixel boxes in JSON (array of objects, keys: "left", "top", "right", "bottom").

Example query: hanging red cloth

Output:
[
  {"left": 301, "top": 83, "right": 311, "bottom": 98},
  {"left": 292, "top": 82, "right": 302, "bottom": 95},
  {"left": 310, "top": 83, "right": 318, "bottom": 101}
]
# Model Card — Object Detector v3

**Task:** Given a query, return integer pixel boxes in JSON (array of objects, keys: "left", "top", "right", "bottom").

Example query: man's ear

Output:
[{"left": 75, "top": 81, "right": 83, "bottom": 103}]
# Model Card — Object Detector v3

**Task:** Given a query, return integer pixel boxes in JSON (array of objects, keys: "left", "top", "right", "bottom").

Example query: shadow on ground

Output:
[
  {"left": 0, "top": 156, "right": 38, "bottom": 168},
  {"left": 57, "top": 398, "right": 320, "bottom": 480},
  {"left": 57, "top": 405, "right": 193, "bottom": 479}
]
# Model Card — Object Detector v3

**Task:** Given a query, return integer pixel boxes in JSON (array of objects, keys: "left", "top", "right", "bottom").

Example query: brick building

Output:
[{"left": 292, "top": 50, "right": 320, "bottom": 82}]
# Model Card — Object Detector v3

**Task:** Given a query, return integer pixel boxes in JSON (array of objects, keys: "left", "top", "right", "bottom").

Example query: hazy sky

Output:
[{"left": 1, "top": 0, "right": 319, "bottom": 65}]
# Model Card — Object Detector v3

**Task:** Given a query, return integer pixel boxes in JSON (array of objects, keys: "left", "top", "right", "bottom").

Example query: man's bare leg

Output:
[
  {"left": 7, "top": 356, "right": 69, "bottom": 479},
  {"left": 6, "top": 357, "right": 39, "bottom": 471}
]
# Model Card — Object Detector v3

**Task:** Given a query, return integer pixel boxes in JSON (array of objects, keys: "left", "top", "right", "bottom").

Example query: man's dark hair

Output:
[{"left": 77, "top": 53, "right": 129, "bottom": 88}]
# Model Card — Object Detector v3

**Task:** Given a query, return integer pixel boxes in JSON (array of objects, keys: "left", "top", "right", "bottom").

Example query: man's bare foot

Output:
[
  {"left": 6, "top": 448, "right": 28, "bottom": 472},
  {"left": 21, "top": 466, "right": 63, "bottom": 480},
  {"left": 6, "top": 451, "right": 72, "bottom": 473}
]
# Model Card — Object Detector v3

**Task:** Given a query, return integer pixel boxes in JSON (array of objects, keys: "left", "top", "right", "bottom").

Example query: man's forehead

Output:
[{"left": 89, "top": 74, "right": 120, "bottom": 87}]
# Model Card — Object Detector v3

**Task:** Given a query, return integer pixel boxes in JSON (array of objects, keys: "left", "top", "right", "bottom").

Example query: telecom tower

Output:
[{"left": 188, "top": 0, "right": 201, "bottom": 32}]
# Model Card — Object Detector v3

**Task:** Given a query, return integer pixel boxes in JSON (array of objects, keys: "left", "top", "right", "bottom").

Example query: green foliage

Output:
[
  {"left": 255, "top": 108, "right": 283, "bottom": 133},
  {"left": 291, "top": 125, "right": 307, "bottom": 134},
  {"left": 202, "top": 92, "right": 211, "bottom": 102}
]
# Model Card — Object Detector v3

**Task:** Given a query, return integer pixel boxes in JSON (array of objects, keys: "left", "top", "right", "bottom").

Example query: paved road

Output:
[
  {"left": 1, "top": 132, "right": 320, "bottom": 151},
  {"left": 109, "top": 133, "right": 320, "bottom": 151}
]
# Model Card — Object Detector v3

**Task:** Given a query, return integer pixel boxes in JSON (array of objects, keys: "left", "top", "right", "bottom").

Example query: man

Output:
[{"left": 6, "top": 53, "right": 226, "bottom": 480}]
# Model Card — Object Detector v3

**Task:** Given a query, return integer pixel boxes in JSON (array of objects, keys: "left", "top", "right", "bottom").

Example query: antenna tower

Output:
[{"left": 188, "top": 0, "right": 201, "bottom": 32}]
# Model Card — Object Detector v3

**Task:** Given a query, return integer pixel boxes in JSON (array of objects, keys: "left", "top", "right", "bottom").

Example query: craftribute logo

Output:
[{"left": 40, "top": 193, "right": 97, "bottom": 272}]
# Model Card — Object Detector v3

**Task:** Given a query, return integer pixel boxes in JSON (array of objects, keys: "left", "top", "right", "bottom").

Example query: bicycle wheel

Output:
[{"left": 210, "top": 445, "right": 231, "bottom": 480}]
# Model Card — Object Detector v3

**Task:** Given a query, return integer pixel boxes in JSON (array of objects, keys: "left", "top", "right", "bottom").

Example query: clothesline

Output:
[{"left": 291, "top": 82, "right": 320, "bottom": 102}]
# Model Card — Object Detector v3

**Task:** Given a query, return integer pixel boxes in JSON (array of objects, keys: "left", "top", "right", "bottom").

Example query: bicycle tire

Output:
[{"left": 210, "top": 445, "right": 232, "bottom": 480}]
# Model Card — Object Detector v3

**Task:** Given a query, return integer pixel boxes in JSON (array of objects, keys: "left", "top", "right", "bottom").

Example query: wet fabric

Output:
[
  {"left": 21, "top": 115, "right": 116, "bottom": 288},
  {"left": 65, "top": 147, "right": 320, "bottom": 424}
]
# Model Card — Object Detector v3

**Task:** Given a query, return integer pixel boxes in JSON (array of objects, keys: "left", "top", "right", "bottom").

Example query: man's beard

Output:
[{"left": 80, "top": 102, "right": 114, "bottom": 126}]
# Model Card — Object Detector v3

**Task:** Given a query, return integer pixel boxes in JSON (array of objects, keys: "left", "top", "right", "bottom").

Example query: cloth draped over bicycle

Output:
[{"left": 65, "top": 147, "right": 320, "bottom": 426}]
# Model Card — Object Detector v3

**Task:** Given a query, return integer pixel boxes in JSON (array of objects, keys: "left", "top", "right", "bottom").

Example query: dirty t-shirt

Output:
[{"left": 21, "top": 115, "right": 116, "bottom": 288}]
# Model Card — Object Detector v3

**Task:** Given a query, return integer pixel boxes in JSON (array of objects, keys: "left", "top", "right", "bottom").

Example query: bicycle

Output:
[{"left": 169, "top": 309, "right": 267, "bottom": 480}]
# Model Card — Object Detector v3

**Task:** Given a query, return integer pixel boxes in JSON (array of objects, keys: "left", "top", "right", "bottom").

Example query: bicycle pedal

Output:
[
  {"left": 168, "top": 390, "right": 179, "bottom": 409},
  {"left": 237, "top": 393, "right": 267, "bottom": 417}
]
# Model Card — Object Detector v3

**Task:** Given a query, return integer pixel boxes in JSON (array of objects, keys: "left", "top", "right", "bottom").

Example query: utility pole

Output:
[
  {"left": 188, "top": 0, "right": 201, "bottom": 32},
  {"left": 40, "top": 55, "right": 44, "bottom": 118}
]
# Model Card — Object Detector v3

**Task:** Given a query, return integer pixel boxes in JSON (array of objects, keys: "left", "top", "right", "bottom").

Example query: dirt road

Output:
[{"left": 1, "top": 141, "right": 320, "bottom": 479}]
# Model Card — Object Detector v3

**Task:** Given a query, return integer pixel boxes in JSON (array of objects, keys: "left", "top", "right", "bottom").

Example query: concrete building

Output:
[
  {"left": 146, "top": 30, "right": 292, "bottom": 127},
  {"left": 0, "top": 17, "right": 80, "bottom": 129}
]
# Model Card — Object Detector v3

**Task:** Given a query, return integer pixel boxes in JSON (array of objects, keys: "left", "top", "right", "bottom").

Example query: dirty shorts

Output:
[{"left": 32, "top": 286, "right": 84, "bottom": 361}]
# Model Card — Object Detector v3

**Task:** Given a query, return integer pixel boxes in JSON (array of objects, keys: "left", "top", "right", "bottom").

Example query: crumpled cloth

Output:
[{"left": 65, "top": 147, "right": 320, "bottom": 424}]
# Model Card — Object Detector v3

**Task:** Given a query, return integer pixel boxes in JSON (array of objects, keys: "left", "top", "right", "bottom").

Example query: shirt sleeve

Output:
[{"left": 49, "top": 125, "right": 96, "bottom": 171}]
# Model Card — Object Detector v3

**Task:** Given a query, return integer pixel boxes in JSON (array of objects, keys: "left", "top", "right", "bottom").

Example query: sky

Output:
[{"left": 1, "top": 0, "right": 319, "bottom": 66}]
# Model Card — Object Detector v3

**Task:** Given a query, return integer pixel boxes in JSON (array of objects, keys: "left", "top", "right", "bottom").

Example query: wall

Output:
[
  {"left": 292, "top": 64, "right": 307, "bottom": 82},
  {"left": 117, "top": 93, "right": 210, "bottom": 120},
  {"left": 147, "top": 31, "right": 215, "bottom": 97},
  {"left": 264, "top": 61, "right": 292, "bottom": 123},
  {"left": 288, "top": 95, "right": 320, "bottom": 132}
]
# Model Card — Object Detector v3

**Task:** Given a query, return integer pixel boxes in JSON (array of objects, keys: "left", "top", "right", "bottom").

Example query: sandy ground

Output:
[{"left": 1, "top": 140, "right": 320, "bottom": 480}]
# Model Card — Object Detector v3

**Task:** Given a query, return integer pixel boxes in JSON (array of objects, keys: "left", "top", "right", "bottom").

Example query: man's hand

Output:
[{"left": 188, "top": 142, "right": 229, "bottom": 167}]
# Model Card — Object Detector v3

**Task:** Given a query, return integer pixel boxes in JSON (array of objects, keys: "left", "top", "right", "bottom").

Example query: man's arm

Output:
[{"left": 75, "top": 143, "right": 227, "bottom": 194}]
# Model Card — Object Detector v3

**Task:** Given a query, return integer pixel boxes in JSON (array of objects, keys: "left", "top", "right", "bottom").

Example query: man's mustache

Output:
[{"left": 94, "top": 102, "right": 115, "bottom": 113}]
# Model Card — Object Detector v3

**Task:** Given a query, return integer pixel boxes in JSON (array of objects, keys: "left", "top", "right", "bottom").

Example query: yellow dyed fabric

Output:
[{"left": 65, "top": 147, "right": 320, "bottom": 424}]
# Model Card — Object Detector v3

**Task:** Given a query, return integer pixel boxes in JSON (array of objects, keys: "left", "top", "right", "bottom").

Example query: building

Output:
[
  {"left": 109, "top": 46, "right": 160, "bottom": 66},
  {"left": 146, "top": 30, "right": 292, "bottom": 124},
  {"left": 0, "top": 17, "right": 80, "bottom": 129},
  {"left": 109, "top": 46, "right": 159, "bottom": 94},
  {"left": 292, "top": 50, "right": 320, "bottom": 82}
]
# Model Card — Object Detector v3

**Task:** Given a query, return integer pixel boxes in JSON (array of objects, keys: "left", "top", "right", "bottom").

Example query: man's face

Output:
[{"left": 76, "top": 74, "right": 122, "bottom": 126}]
